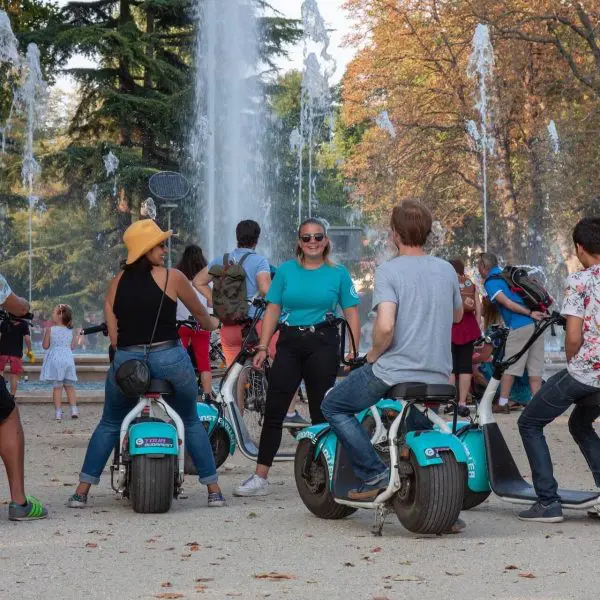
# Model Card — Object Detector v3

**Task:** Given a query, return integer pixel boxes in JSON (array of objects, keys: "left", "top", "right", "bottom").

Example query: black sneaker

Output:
[{"left": 518, "top": 501, "right": 563, "bottom": 523}]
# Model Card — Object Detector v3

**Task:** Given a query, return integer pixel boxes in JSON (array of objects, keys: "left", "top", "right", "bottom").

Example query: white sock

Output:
[{"left": 498, "top": 397, "right": 509, "bottom": 406}]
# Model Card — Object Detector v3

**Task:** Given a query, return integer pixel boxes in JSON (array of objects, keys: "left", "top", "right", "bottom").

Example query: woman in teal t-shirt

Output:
[{"left": 234, "top": 218, "right": 361, "bottom": 497}]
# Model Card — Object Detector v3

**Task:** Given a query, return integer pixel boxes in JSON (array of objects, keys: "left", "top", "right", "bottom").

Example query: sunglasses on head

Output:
[{"left": 299, "top": 233, "right": 325, "bottom": 243}]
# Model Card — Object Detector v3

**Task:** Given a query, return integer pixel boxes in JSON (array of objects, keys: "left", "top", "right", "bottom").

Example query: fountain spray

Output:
[{"left": 467, "top": 24, "right": 495, "bottom": 252}]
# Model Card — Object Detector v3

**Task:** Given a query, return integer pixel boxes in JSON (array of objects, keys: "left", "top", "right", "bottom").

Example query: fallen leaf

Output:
[
  {"left": 189, "top": 545, "right": 201, "bottom": 552},
  {"left": 390, "top": 575, "right": 423, "bottom": 582},
  {"left": 399, "top": 560, "right": 412, "bottom": 565},
  {"left": 147, "top": 538, "right": 157, "bottom": 543},
  {"left": 371, "top": 546, "right": 382, "bottom": 553},
  {"left": 304, "top": 533, "right": 313, "bottom": 538},
  {"left": 226, "top": 594, "right": 242, "bottom": 597},
  {"left": 154, "top": 594, "right": 184, "bottom": 599},
  {"left": 186, "top": 542, "right": 200, "bottom": 547},
  {"left": 445, "top": 571, "right": 462, "bottom": 576},
  {"left": 373, "top": 597, "right": 392, "bottom": 600},
  {"left": 247, "top": 512, "right": 258, "bottom": 519},
  {"left": 195, "top": 578, "right": 214, "bottom": 583},
  {"left": 343, "top": 562, "right": 355, "bottom": 567},
  {"left": 504, "top": 565, "right": 519, "bottom": 570},
  {"left": 254, "top": 572, "right": 296, "bottom": 581},
  {"left": 85, "top": 543, "right": 98, "bottom": 549},
  {"left": 194, "top": 585, "right": 207, "bottom": 592},
  {"left": 161, "top": 582, "right": 173, "bottom": 588},
  {"left": 519, "top": 572, "right": 536, "bottom": 579}
]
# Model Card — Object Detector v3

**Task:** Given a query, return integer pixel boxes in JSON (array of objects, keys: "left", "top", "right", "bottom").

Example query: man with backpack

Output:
[
  {"left": 477, "top": 253, "right": 546, "bottom": 413},
  {"left": 194, "top": 220, "right": 273, "bottom": 367}
]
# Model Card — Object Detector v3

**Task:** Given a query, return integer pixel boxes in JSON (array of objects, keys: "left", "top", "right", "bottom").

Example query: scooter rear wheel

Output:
[
  {"left": 130, "top": 455, "right": 175, "bottom": 514},
  {"left": 295, "top": 439, "right": 357, "bottom": 520},
  {"left": 392, "top": 450, "right": 464, "bottom": 534}
]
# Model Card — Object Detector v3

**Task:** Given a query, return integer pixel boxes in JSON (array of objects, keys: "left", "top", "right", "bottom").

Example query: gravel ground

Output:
[{"left": 0, "top": 404, "right": 598, "bottom": 600}]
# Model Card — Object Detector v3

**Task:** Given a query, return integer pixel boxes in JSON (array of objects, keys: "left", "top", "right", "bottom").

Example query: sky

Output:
[{"left": 54, "top": 0, "right": 357, "bottom": 89}]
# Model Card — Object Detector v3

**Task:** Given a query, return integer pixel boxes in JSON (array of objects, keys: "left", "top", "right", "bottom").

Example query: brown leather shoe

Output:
[
  {"left": 347, "top": 484, "right": 387, "bottom": 501},
  {"left": 492, "top": 404, "right": 510, "bottom": 414}
]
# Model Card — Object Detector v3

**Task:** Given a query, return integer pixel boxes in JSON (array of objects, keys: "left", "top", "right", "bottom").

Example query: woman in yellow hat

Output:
[{"left": 68, "top": 219, "right": 227, "bottom": 508}]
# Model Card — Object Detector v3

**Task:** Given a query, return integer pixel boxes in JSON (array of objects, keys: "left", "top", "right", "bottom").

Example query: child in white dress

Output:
[{"left": 40, "top": 304, "right": 79, "bottom": 420}]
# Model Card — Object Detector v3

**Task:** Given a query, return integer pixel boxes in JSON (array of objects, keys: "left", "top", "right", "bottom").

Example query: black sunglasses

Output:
[
  {"left": 157, "top": 242, "right": 166, "bottom": 249},
  {"left": 299, "top": 233, "right": 325, "bottom": 243}
]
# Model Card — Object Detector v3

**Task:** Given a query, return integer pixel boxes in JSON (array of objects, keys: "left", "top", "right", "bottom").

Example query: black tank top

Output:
[{"left": 113, "top": 269, "right": 178, "bottom": 347}]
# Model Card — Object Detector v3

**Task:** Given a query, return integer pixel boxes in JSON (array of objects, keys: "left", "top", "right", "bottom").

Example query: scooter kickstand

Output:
[{"left": 372, "top": 505, "right": 390, "bottom": 537}]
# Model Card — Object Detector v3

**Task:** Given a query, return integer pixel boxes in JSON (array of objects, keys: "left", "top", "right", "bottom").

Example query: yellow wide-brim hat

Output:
[{"left": 123, "top": 219, "right": 172, "bottom": 265}]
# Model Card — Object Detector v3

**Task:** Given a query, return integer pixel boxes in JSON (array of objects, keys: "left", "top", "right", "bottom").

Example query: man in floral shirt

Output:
[
  {"left": 518, "top": 218, "right": 600, "bottom": 523},
  {"left": 0, "top": 273, "right": 48, "bottom": 520}
]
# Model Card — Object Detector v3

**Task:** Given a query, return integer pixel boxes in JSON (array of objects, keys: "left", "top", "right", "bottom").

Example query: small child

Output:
[
  {"left": 40, "top": 304, "right": 79, "bottom": 420},
  {"left": 0, "top": 317, "right": 33, "bottom": 396}
]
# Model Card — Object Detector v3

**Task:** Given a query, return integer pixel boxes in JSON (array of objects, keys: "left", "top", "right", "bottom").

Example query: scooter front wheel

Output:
[
  {"left": 185, "top": 426, "right": 231, "bottom": 474},
  {"left": 392, "top": 450, "right": 464, "bottom": 534},
  {"left": 129, "top": 455, "right": 175, "bottom": 514},
  {"left": 294, "top": 439, "right": 356, "bottom": 520}
]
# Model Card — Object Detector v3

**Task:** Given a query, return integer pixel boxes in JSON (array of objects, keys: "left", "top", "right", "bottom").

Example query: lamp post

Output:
[{"left": 160, "top": 203, "right": 178, "bottom": 268}]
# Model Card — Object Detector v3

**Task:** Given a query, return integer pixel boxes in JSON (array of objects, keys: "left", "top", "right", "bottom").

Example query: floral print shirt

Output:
[
  {"left": 561, "top": 265, "right": 600, "bottom": 387},
  {"left": 0, "top": 274, "right": 12, "bottom": 306}
]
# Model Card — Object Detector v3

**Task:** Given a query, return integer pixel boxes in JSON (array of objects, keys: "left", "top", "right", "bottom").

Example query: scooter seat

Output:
[
  {"left": 146, "top": 379, "right": 175, "bottom": 396},
  {"left": 387, "top": 382, "right": 456, "bottom": 401}
]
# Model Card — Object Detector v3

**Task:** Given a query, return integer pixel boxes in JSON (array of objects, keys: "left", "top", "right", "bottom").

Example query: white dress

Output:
[{"left": 40, "top": 326, "right": 77, "bottom": 383}]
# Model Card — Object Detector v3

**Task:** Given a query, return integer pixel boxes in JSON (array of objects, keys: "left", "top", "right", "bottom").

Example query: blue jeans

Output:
[
  {"left": 322, "top": 364, "right": 432, "bottom": 483},
  {"left": 518, "top": 369, "right": 600, "bottom": 504},
  {"left": 80, "top": 344, "right": 217, "bottom": 486}
]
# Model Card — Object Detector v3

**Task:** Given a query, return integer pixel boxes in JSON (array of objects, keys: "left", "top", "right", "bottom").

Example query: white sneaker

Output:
[
  {"left": 587, "top": 503, "right": 600, "bottom": 519},
  {"left": 55, "top": 409, "right": 63, "bottom": 421},
  {"left": 71, "top": 405, "right": 79, "bottom": 419},
  {"left": 233, "top": 474, "right": 270, "bottom": 497}
]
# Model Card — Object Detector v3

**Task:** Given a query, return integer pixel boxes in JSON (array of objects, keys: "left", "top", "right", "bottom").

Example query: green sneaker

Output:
[{"left": 8, "top": 496, "right": 48, "bottom": 521}]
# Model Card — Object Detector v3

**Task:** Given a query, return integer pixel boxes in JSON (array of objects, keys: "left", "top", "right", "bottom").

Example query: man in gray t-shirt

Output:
[{"left": 322, "top": 200, "right": 463, "bottom": 501}]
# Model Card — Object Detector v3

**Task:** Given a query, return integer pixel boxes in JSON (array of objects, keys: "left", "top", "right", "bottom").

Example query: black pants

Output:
[{"left": 257, "top": 326, "right": 340, "bottom": 466}]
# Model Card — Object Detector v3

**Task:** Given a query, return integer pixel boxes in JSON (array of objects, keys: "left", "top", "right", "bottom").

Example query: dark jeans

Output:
[
  {"left": 257, "top": 326, "right": 339, "bottom": 467},
  {"left": 322, "top": 364, "right": 432, "bottom": 482},
  {"left": 518, "top": 369, "right": 600, "bottom": 504}
]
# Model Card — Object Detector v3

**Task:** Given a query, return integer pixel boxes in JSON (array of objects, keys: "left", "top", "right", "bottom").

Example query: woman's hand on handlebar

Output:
[{"left": 253, "top": 348, "right": 267, "bottom": 370}]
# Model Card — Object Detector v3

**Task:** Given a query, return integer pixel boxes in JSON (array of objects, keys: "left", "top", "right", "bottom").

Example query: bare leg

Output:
[
  {"left": 53, "top": 386, "right": 62, "bottom": 411},
  {"left": 75, "top": 482, "right": 91, "bottom": 497},
  {"left": 529, "top": 376, "right": 542, "bottom": 396},
  {"left": 200, "top": 371, "right": 212, "bottom": 396},
  {"left": 8, "top": 373, "right": 18, "bottom": 396},
  {"left": 65, "top": 385, "right": 77, "bottom": 407},
  {"left": 500, "top": 374, "right": 515, "bottom": 400},
  {"left": 236, "top": 368, "right": 249, "bottom": 414},
  {"left": 0, "top": 407, "right": 26, "bottom": 504},
  {"left": 458, "top": 374, "right": 472, "bottom": 406}
]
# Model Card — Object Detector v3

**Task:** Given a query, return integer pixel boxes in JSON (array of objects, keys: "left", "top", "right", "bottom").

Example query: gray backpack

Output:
[{"left": 208, "top": 253, "right": 251, "bottom": 325}]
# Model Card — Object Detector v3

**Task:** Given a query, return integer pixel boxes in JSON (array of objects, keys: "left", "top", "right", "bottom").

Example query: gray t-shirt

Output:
[{"left": 372, "top": 255, "right": 462, "bottom": 386}]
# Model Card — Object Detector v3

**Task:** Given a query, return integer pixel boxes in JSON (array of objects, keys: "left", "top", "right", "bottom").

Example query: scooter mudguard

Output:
[
  {"left": 457, "top": 426, "right": 491, "bottom": 493},
  {"left": 297, "top": 424, "right": 337, "bottom": 485},
  {"left": 196, "top": 403, "right": 236, "bottom": 456},
  {"left": 129, "top": 421, "right": 178, "bottom": 456},
  {"left": 404, "top": 430, "right": 468, "bottom": 467}
]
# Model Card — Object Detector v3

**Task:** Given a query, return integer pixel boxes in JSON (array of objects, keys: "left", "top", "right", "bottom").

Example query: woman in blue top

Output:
[{"left": 234, "top": 218, "right": 361, "bottom": 497}]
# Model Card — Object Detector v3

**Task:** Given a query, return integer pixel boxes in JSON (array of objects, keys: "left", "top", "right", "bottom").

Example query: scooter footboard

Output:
[
  {"left": 404, "top": 430, "right": 468, "bottom": 467},
  {"left": 129, "top": 421, "right": 179, "bottom": 457}
]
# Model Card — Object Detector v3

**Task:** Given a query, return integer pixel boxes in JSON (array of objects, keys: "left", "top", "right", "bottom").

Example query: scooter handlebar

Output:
[{"left": 81, "top": 323, "right": 108, "bottom": 336}]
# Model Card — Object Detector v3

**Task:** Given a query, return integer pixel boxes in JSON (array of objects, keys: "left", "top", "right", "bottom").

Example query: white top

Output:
[
  {"left": 40, "top": 326, "right": 77, "bottom": 383},
  {"left": 176, "top": 287, "right": 210, "bottom": 321},
  {"left": 561, "top": 265, "right": 600, "bottom": 388}
]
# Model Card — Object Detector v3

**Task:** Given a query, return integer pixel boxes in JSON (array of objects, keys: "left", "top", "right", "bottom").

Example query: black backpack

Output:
[{"left": 487, "top": 266, "right": 553, "bottom": 312}]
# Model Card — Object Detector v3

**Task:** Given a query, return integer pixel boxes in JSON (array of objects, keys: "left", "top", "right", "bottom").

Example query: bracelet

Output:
[{"left": 256, "top": 345, "right": 268, "bottom": 351}]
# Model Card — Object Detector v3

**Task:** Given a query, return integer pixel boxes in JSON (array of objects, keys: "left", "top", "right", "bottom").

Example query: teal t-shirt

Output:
[{"left": 266, "top": 260, "right": 360, "bottom": 326}]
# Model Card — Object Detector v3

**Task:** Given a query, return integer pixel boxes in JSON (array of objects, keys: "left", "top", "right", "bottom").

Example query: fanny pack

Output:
[{"left": 115, "top": 270, "right": 169, "bottom": 397}]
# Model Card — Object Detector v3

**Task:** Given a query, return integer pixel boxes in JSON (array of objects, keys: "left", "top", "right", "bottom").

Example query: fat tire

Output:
[
  {"left": 462, "top": 488, "right": 491, "bottom": 510},
  {"left": 129, "top": 455, "right": 174, "bottom": 514},
  {"left": 185, "top": 425, "right": 231, "bottom": 475},
  {"left": 392, "top": 450, "right": 465, "bottom": 534},
  {"left": 294, "top": 439, "right": 356, "bottom": 520}
]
